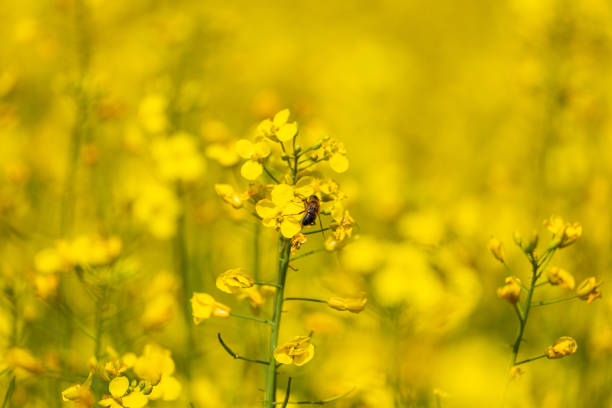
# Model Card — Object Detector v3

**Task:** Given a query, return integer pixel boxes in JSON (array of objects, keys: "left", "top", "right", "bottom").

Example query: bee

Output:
[{"left": 301, "top": 195, "right": 321, "bottom": 226}]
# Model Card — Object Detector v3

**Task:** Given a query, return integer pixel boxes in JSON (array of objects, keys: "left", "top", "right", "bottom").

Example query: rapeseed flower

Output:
[
  {"left": 546, "top": 337, "right": 577, "bottom": 359},
  {"left": 273, "top": 336, "right": 315, "bottom": 366},
  {"left": 190, "top": 292, "right": 231, "bottom": 323}
]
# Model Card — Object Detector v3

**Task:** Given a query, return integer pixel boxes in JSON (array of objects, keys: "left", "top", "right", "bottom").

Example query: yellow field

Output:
[{"left": 1, "top": 1, "right": 611, "bottom": 407}]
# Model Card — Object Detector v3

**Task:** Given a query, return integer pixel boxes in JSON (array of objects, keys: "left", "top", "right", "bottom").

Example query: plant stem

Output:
[
  {"left": 284, "top": 297, "right": 327, "bottom": 304},
  {"left": 230, "top": 312, "right": 273, "bottom": 325},
  {"left": 514, "top": 354, "right": 547, "bottom": 365},
  {"left": 291, "top": 248, "right": 325, "bottom": 261},
  {"left": 532, "top": 294, "right": 580, "bottom": 308},
  {"left": 174, "top": 184, "right": 194, "bottom": 377},
  {"left": 265, "top": 238, "right": 292, "bottom": 408},
  {"left": 511, "top": 259, "right": 539, "bottom": 365}
]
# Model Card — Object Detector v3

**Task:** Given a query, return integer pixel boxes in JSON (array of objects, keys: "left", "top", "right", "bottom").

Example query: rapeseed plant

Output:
[{"left": 194, "top": 109, "right": 360, "bottom": 406}]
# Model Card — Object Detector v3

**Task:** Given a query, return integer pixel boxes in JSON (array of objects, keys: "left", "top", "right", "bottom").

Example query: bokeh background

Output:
[{"left": 1, "top": 0, "right": 612, "bottom": 407}]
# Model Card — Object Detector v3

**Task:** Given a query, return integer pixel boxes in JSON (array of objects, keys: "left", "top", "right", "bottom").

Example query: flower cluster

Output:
[
  {"left": 62, "top": 345, "right": 181, "bottom": 408},
  {"left": 490, "top": 216, "right": 599, "bottom": 373}
]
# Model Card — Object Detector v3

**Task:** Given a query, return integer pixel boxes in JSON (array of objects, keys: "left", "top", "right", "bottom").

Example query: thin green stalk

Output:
[
  {"left": 514, "top": 354, "right": 547, "bottom": 365},
  {"left": 93, "top": 290, "right": 105, "bottom": 359},
  {"left": 174, "top": 184, "right": 194, "bottom": 376},
  {"left": 265, "top": 238, "right": 292, "bottom": 408},
  {"left": 284, "top": 297, "right": 327, "bottom": 304},
  {"left": 532, "top": 294, "right": 580, "bottom": 308},
  {"left": 511, "top": 260, "right": 539, "bottom": 365},
  {"left": 291, "top": 248, "right": 325, "bottom": 261},
  {"left": 230, "top": 312, "right": 273, "bottom": 325},
  {"left": 254, "top": 223, "right": 261, "bottom": 281}
]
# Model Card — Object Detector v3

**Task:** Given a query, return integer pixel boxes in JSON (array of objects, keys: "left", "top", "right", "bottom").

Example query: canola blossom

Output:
[{"left": 1, "top": 2, "right": 610, "bottom": 407}]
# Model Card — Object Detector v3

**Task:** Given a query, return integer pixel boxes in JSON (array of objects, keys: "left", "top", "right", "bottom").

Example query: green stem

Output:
[
  {"left": 291, "top": 248, "right": 325, "bottom": 261},
  {"left": 265, "top": 238, "right": 292, "bottom": 408},
  {"left": 514, "top": 354, "right": 547, "bottom": 365},
  {"left": 511, "top": 260, "right": 539, "bottom": 365},
  {"left": 93, "top": 289, "right": 105, "bottom": 359},
  {"left": 284, "top": 297, "right": 327, "bottom": 304},
  {"left": 230, "top": 312, "right": 273, "bottom": 325},
  {"left": 263, "top": 165, "right": 280, "bottom": 184},
  {"left": 532, "top": 294, "right": 580, "bottom": 308},
  {"left": 174, "top": 184, "right": 194, "bottom": 377},
  {"left": 254, "top": 223, "right": 261, "bottom": 281}
]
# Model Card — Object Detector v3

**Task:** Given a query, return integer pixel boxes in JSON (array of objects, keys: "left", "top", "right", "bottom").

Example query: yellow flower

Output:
[
  {"left": 307, "top": 135, "right": 349, "bottom": 173},
  {"left": 3, "top": 347, "right": 43, "bottom": 374},
  {"left": 104, "top": 359, "right": 129, "bottom": 378},
  {"left": 488, "top": 237, "right": 505, "bottom": 262},
  {"left": 256, "top": 109, "right": 298, "bottom": 143},
  {"left": 546, "top": 336, "right": 577, "bottom": 359},
  {"left": 273, "top": 336, "right": 315, "bottom": 366},
  {"left": 34, "top": 273, "right": 59, "bottom": 300},
  {"left": 290, "top": 233, "right": 307, "bottom": 255},
  {"left": 34, "top": 247, "right": 68, "bottom": 274},
  {"left": 133, "top": 183, "right": 180, "bottom": 239},
  {"left": 214, "top": 184, "right": 249, "bottom": 209},
  {"left": 62, "top": 373, "right": 94, "bottom": 408},
  {"left": 190, "top": 292, "right": 231, "bottom": 324},
  {"left": 133, "top": 344, "right": 175, "bottom": 385},
  {"left": 216, "top": 268, "right": 255, "bottom": 294},
  {"left": 544, "top": 216, "right": 582, "bottom": 248},
  {"left": 255, "top": 184, "right": 304, "bottom": 238},
  {"left": 547, "top": 267, "right": 575, "bottom": 290},
  {"left": 576, "top": 277, "right": 602, "bottom": 304},
  {"left": 99, "top": 376, "right": 148, "bottom": 408},
  {"left": 205, "top": 143, "right": 240, "bottom": 167},
  {"left": 151, "top": 133, "right": 205, "bottom": 183},
  {"left": 327, "top": 294, "right": 368, "bottom": 313},
  {"left": 132, "top": 345, "right": 180, "bottom": 402},
  {"left": 235, "top": 139, "right": 271, "bottom": 180},
  {"left": 331, "top": 210, "right": 355, "bottom": 241},
  {"left": 509, "top": 366, "right": 524, "bottom": 380},
  {"left": 496, "top": 277, "right": 521, "bottom": 304}
]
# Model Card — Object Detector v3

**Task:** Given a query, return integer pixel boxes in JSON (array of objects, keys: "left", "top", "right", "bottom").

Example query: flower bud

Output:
[
  {"left": 547, "top": 266, "right": 575, "bottom": 290},
  {"left": 524, "top": 230, "right": 538, "bottom": 253},
  {"left": 497, "top": 277, "right": 521, "bottom": 304},
  {"left": 546, "top": 336, "right": 577, "bottom": 359},
  {"left": 327, "top": 294, "right": 368, "bottom": 313},
  {"left": 488, "top": 237, "right": 505, "bottom": 263},
  {"left": 576, "top": 277, "right": 602, "bottom": 304}
]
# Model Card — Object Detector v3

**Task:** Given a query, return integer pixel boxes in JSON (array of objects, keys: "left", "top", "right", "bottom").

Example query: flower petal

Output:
[
  {"left": 241, "top": 160, "right": 262, "bottom": 180},
  {"left": 329, "top": 153, "right": 349, "bottom": 173},
  {"left": 256, "top": 199, "right": 278, "bottom": 219},
  {"left": 273, "top": 109, "right": 290, "bottom": 128},
  {"left": 280, "top": 219, "right": 301, "bottom": 238},
  {"left": 271, "top": 184, "right": 294, "bottom": 207},
  {"left": 109, "top": 376, "right": 129, "bottom": 399},
  {"left": 235, "top": 139, "right": 254, "bottom": 159},
  {"left": 277, "top": 122, "right": 298, "bottom": 142}
]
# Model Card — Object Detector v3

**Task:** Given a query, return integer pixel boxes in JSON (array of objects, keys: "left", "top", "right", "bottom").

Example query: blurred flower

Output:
[
  {"left": 509, "top": 366, "right": 524, "bottom": 380},
  {"left": 547, "top": 267, "right": 575, "bottom": 290},
  {"left": 273, "top": 336, "right": 315, "bottom": 366},
  {"left": 62, "top": 373, "right": 94, "bottom": 408},
  {"left": 327, "top": 294, "right": 367, "bottom": 313},
  {"left": 215, "top": 268, "right": 254, "bottom": 294},
  {"left": 205, "top": 143, "right": 240, "bottom": 167},
  {"left": 190, "top": 292, "right": 231, "bottom": 323},
  {"left": 576, "top": 277, "right": 602, "bottom": 304},
  {"left": 488, "top": 237, "right": 505, "bottom": 263},
  {"left": 133, "top": 183, "right": 180, "bottom": 239},
  {"left": 34, "top": 273, "right": 59, "bottom": 299},
  {"left": 331, "top": 209, "right": 355, "bottom": 241},
  {"left": 496, "top": 277, "right": 521, "bottom": 304},
  {"left": 3, "top": 347, "right": 43, "bottom": 375},
  {"left": 138, "top": 94, "right": 168, "bottom": 133},
  {"left": 152, "top": 133, "right": 205, "bottom": 183},
  {"left": 235, "top": 139, "right": 271, "bottom": 180},
  {"left": 214, "top": 184, "right": 249, "bottom": 209},
  {"left": 546, "top": 336, "right": 577, "bottom": 359},
  {"left": 134, "top": 345, "right": 180, "bottom": 402},
  {"left": 544, "top": 216, "right": 582, "bottom": 248},
  {"left": 256, "top": 109, "right": 298, "bottom": 143}
]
